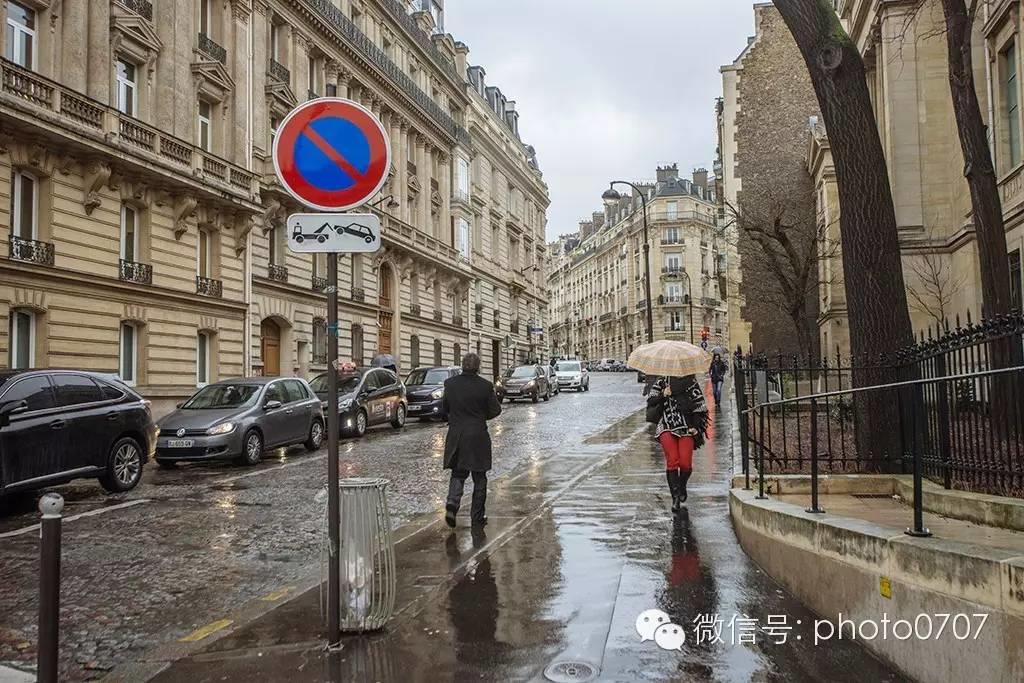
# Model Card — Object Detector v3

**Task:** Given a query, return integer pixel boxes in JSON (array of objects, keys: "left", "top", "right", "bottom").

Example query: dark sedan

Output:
[
  {"left": 310, "top": 367, "right": 407, "bottom": 437},
  {"left": 405, "top": 366, "right": 460, "bottom": 420},
  {"left": 155, "top": 377, "right": 324, "bottom": 467},
  {"left": 0, "top": 369, "right": 157, "bottom": 495},
  {"left": 495, "top": 365, "right": 551, "bottom": 403}
]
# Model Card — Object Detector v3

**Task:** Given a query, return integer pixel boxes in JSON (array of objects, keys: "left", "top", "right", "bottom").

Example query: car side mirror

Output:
[
  {"left": 176, "top": 402, "right": 184, "bottom": 409},
  {"left": 264, "top": 400, "right": 283, "bottom": 410},
  {"left": 0, "top": 399, "right": 28, "bottom": 428}
]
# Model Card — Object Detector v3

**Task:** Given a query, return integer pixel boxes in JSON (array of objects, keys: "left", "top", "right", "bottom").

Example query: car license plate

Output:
[
  {"left": 408, "top": 404, "right": 421, "bottom": 411},
  {"left": 506, "top": 390, "right": 520, "bottom": 395},
  {"left": 167, "top": 439, "right": 194, "bottom": 448}
]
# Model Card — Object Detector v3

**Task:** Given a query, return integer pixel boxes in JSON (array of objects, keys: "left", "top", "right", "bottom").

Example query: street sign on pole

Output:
[
  {"left": 287, "top": 213, "right": 381, "bottom": 253},
  {"left": 274, "top": 97, "right": 391, "bottom": 649}
]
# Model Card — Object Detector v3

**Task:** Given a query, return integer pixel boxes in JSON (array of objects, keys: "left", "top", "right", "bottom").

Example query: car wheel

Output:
[
  {"left": 99, "top": 437, "right": 143, "bottom": 493},
  {"left": 238, "top": 429, "right": 263, "bottom": 466},
  {"left": 305, "top": 419, "right": 325, "bottom": 451},
  {"left": 157, "top": 460, "right": 177, "bottom": 469},
  {"left": 390, "top": 404, "right": 406, "bottom": 429},
  {"left": 353, "top": 409, "right": 368, "bottom": 437}
]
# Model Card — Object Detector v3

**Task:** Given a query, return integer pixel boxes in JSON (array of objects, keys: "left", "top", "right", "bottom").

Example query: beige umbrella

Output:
[{"left": 627, "top": 340, "right": 711, "bottom": 378}]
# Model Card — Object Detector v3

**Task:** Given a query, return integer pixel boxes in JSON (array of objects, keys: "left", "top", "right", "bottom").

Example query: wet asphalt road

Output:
[{"left": 0, "top": 373, "right": 644, "bottom": 680}]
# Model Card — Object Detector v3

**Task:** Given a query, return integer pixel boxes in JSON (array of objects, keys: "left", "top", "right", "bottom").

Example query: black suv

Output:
[{"left": 0, "top": 370, "right": 157, "bottom": 496}]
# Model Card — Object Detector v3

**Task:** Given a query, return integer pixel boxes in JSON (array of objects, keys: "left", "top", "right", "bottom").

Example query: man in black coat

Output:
[{"left": 441, "top": 352, "right": 502, "bottom": 527}]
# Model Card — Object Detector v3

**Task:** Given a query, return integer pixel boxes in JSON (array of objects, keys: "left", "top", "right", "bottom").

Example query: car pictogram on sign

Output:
[
  {"left": 336, "top": 222, "right": 376, "bottom": 243},
  {"left": 292, "top": 222, "right": 331, "bottom": 244}
]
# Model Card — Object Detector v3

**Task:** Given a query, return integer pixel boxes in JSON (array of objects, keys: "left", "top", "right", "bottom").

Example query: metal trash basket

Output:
[{"left": 336, "top": 477, "right": 396, "bottom": 632}]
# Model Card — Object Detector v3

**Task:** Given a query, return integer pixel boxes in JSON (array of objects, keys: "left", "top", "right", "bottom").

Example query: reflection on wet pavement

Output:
[{"left": 150, "top": 382, "right": 899, "bottom": 682}]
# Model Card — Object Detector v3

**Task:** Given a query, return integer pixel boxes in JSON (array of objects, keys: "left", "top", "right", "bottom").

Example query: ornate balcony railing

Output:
[
  {"left": 121, "top": 0, "right": 153, "bottom": 21},
  {"left": 701, "top": 296, "right": 720, "bottom": 308},
  {"left": 267, "top": 263, "right": 288, "bottom": 283},
  {"left": 0, "top": 59, "right": 256, "bottom": 201},
  {"left": 636, "top": 300, "right": 647, "bottom": 310},
  {"left": 306, "top": 0, "right": 470, "bottom": 146},
  {"left": 9, "top": 236, "right": 54, "bottom": 266},
  {"left": 599, "top": 312, "right": 614, "bottom": 322},
  {"left": 268, "top": 59, "right": 290, "bottom": 83},
  {"left": 196, "top": 275, "right": 223, "bottom": 298},
  {"left": 198, "top": 33, "right": 227, "bottom": 64},
  {"left": 410, "top": 303, "right": 422, "bottom": 316},
  {"left": 453, "top": 315, "right": 464, "bottom": 328},
  {"left": 474, "top": 312, "right": 483, "bottom": 324},
  {"left": 312, "top": 275, "right": 328, "bottom": 292},
  {"left": 351, "top": 287, "right": 366, "bottom": 302},
  {"left": 433, "top": 310, "right": 443, "bottom": 322},
  {"left": 119, "top": 259, "right": 152, "bottom": 284}
]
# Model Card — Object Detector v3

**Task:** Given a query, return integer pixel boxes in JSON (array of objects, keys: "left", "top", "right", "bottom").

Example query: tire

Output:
[
  {"left": 353, "top": 409, "right": 368, "bottom": 437},
  {"left": 99, "top": 437, "right": 144, "bottom": 493},
  {"left": 157, "top": 460, "right": 177, "bottom": 469},
  {"left": 390, "top": 404, "right": 406, "bottom": 429},
  {"left": 304, "top": 419, "right": 325, "bottom": 451},
  {"left": 237, "top": 429, "right": 264, "bottom": 466}
]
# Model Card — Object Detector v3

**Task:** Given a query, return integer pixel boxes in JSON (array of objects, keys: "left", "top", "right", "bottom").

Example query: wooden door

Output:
[{"left": 261, "top": 320, "right": 281, "bottom": 376}]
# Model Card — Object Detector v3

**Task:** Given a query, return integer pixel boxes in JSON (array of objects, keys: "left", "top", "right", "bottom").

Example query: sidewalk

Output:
[{"left": 123, "top": 393, "right": 898, "bottom": 682}]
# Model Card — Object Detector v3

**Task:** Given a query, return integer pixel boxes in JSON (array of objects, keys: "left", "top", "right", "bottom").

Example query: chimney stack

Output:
[
  {"left": 692, "top": 168, "right": 709, "bottom": 191},
  {"left": 656, "top": 163, "right": 679, "bottom": 183}
]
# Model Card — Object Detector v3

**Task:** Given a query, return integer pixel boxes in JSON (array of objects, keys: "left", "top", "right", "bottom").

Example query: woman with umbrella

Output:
[{"left": 628, "top": 341, "right": 710, "bottom": 514}]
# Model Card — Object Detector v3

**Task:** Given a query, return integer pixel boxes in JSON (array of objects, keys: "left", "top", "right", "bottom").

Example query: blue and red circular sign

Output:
[{"left": 272, "top": 98, "right": 392, "bottom": 212}]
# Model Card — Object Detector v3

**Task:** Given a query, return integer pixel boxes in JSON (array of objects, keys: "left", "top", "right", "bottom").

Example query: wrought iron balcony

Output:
[
  {"left": 661, "top": 267, "right": 684, "bottom": 278},
  {"left": 267, "top": 263, "right": 288, "bottom": 283},
  {"left": 198, "top": 33, "right": 227, "bottom": 65},
  {"left": 9, "top": 236, "right": 54, "bottom": 266},
  {"left": 701, "top": 296, "right": 720, "bottom": 308},
  {"left": 196, "top": 275, "right": 222, "bottom": 298},
  {"left": 636, "top": 300, "right": 647, "bottom": 310},
  {"left": 121, "top": 0, "right": 153, "bottom": 21},
  {"left": 119, "top": 259, "right": 152, "bottom": 285},
  {"left": 351, "top": 287, "right": 366, "bottom": 302},
  {"left": 410, "top": 303, "right": 422, "bottom": 316},
  {"left": 268, "top": 59, "right": 290, "bottom": 83},
  {"left": 453, "top": 316, "right": 464, "bottom": 328},
  {"left": 661, "top": 236, "right": 681, "bottom": 245},
  {"left": 599, "top": 312, "right": 615, "bottom": 322},
  {"left": 312, "top": 275, "right": 328, "bottom": 292},
  {"left": 433, "top": 310, "right": 443, "bottom": 322}
]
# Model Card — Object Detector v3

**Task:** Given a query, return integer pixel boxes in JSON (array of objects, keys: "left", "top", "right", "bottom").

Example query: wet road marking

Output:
[
  {"left": 0, "top": 499, "right": 151, "bottom": 539},
  {"left": 259, "top": 587, "right": 295, "bottom": 602},
  {"left": 179, "top": 619, "right": 233, "bottom": 642}
]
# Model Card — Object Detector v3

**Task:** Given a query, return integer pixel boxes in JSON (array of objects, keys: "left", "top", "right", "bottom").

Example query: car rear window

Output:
[
  {"left": 52, "top": 374, "right": 103, "bottom": 407},
  {"left": 1, "top": 375, "right": 55, "bottom": 412}
]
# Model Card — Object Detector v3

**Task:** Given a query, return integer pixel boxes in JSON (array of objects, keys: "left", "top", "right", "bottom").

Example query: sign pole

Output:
[{"left": 326, "top": 252, "right": 340, "bottom": 646}]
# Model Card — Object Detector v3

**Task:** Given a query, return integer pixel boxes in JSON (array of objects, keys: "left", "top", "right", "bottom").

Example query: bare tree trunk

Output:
[{"left": 774, "top": 0, "right": 915, "bottom": 463}]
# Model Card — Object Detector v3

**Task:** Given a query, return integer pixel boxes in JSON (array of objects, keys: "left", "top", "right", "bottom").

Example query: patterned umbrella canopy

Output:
[{"left": 627, "top": 340, "right": 711, "bottom": 378}]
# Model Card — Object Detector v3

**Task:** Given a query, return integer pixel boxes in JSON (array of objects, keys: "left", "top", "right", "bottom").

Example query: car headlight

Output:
[
  {"left": 431, "top": 388, "right": 444, "bottom": 399},
  {"left": 340, "top": 399, "right": 353, "bottom": 410},
  {"left": 525, "top": 380, "right": 536, "bottom": 389},
  {"left": 206, "top": 422, "right": 235, "bottom": 436}
]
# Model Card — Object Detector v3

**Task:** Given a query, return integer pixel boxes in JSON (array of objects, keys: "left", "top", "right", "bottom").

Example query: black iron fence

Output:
[{"left": 736, "top": 312, "right": 1024, "bottom": 498}]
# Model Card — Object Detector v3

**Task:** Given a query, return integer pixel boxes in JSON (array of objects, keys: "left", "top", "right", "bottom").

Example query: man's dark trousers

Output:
[{"left": 446, "top": 469, "right": 487, "bottom": 524}]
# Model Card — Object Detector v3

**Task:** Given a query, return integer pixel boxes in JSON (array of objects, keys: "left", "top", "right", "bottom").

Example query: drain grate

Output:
[{"left": 544, "top": 661, "right": 598, "bottom": 682}]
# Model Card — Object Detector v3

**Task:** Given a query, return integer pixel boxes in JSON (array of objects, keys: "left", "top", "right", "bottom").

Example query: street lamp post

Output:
[{"left": 602, "top": 182, "right": 654, "bottom": 344}]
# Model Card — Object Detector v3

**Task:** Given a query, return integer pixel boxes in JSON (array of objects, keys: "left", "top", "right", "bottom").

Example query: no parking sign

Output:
[{"left": 272, "top": 98, "right": 392, "bottom": 212}]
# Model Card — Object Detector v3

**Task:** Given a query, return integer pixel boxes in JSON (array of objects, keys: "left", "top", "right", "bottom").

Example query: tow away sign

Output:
[{"left": 286, "top": 213, "right": 382, "bottom": 253}]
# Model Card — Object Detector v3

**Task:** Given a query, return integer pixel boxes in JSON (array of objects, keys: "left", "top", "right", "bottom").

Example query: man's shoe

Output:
[{"left": 445, "top": 504, "right": 458, "bottom": 528}]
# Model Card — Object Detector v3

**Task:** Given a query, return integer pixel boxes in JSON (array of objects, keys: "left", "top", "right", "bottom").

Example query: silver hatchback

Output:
[{"left": 155, "top": 377, "right": 324, "bottom": 467}]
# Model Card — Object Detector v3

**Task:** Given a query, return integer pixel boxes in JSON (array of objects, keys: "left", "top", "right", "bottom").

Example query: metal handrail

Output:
[{"left": 740, "top": 364, "right": 1024, "bottom": 415}]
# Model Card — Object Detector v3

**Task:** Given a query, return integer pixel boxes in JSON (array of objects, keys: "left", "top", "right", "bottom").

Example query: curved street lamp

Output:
[{"left": 602, "top": 182, "right": 654, "bottom": 344}]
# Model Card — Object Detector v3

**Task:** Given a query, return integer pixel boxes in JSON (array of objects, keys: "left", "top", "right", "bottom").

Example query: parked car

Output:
[
  {"left": 596, "top": 358, "right": 616, "bottom": 372},
  {"left": 405, "top": 366, "right": 460, "bottom": 420},
  {"left": 542, "top": 366, "right": 560, "bottom": 395},
  {"left": 310, "top": 367, "right": 407, "bottom": 437},
  {"left": 0, "top": 369, "right": 157, "bottom": 495},
  {"left": 156, "top": 377, "right": 323, "bottom": 467},
  {"left": 554, "top": 360, "right": 590, "bottom": 392},
  {"left": 495, "top": 365, "right": 551, "bottom": 403},
  {"left": 610, "top": 360, "right": 628, "bottom": 372}
]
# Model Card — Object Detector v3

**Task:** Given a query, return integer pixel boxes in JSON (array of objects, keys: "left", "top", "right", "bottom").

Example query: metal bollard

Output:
[
  {"left": 756, "top": 407, "right": 768, "bottom": 500},
  {"left": 37, "top": 493, "right": 63, "bottom": 683},
  {"left": 905, "top": 392, "right": 932, "bottom": 538},
  {"left": 806, "top": 398, "right": 825, "bottom": 514}
]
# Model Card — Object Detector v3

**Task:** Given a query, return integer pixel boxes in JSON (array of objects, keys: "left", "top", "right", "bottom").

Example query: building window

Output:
[
  {"left": 669, "top": 311, "right": 683, "bottom": 331},
  {"left": 1006, "top": 39, "right": 1021, "bottom": 168},
  {"left": 666, "top": 201, "right": 678, "bottom": 220},
  {"left": 312, "top": 318, "right": 327, "bottom": 364},
  {"left": 308, "top": 55, "right": 318, "bottom": 94},
  {"left": 116, "top": 59, "right": 137, "bottom": 116},
  {"left": 351, "top": 323, "right": 364, "bottom": 365},
  {"left": 456, "top": 157, "right": 470, "bottom": 200},
  {"left": 121, "top": 204, "right": 138, "bottom": 261},
  {"left": 665, "top": 227, "right": 680, "bottom": 243},
  {"left": 457, "top": 217, "right": 470, "bottom": 260},
  {"left": 270, "top": 22, "right": 282, "bottom": 61},
  {"left": 199, "top": 0, "right": 212, "bottom": 36},
  {"left": 120, "top": 323, "right": 137, "bottom": 385},
  {"left": 1011, "top": 249, "right": 1022, "bottom": 313},
  {"left": 5, "top": 2, "right": 35, "bottom": 69},
  {"left": 197, "top": 332, "right": 210, "bottom": 386},
  {"left": 433, "top": 339, "right": 442, "bottom": 366},
  {"left": 410, "top": 334, "right": 420, "bottom": 368},
  {"left": 198, "top": 100, "right": 212, "bottom": 151},
  {"left": 453, "top": 343, "right": 461, "bottom": 365},
  {"left": 664, "top": 254, "right": 681, "bottom": 271},
  {"left": 11, "top": 169, "right": 36, "bottom": 240},
  {"left": 198, "top": 229, "right": 213, "bottom": 277},
  {"left": 8, "top": 309, "right": 34, "bottom": 369}
]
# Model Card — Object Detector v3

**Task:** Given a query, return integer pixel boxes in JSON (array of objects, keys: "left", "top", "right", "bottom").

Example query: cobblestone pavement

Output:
[{"left": 0, "top": 373, "right": 644, "bottom": 680}]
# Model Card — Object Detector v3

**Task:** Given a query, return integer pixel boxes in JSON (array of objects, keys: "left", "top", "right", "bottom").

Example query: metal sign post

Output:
[{"left": 274, "top": 97, "right": 390, "bottom": 648}]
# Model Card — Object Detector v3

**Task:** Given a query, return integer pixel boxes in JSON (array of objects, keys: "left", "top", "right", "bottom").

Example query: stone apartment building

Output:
[
  {"left": 718, "top": 2, "right": 822, "bottom": 358},
  {"left": 0, "top": 0, "right": 548, "bottom": 415},
  {"left": 546, "top": 165, "right": 726, "bottom": 362}
]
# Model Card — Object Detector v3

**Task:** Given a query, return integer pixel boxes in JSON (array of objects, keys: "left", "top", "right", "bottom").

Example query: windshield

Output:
[
  {"left": 182, "top": 384, "right": 260, "bottom": 409},
  {"left": 556, "top": 362, "right": 581, "bottom": 373},
  {"left": 506, "top": 366, "right": 537, "bottom": 379},
  {"left": 406, "top": 369, "right": 452, "bottom": 386},
  {"left": 310, "top": 373, "right": 363, "bottom": 394}
]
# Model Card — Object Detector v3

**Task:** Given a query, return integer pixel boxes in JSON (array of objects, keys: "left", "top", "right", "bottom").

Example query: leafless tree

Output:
[{"left": 906, "top": 232, "right": 967, "bottom": 328}]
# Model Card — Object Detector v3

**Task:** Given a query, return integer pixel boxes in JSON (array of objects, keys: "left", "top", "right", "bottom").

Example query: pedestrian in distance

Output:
[
  {"left": 708, "top": 353, "right": 728, "bottom": 407},
  {"left": 646, "top": 375, "right": 709, "bottom": 514},
  {"left": 441, "top": 353, "right": 502, "bottom": 527}
]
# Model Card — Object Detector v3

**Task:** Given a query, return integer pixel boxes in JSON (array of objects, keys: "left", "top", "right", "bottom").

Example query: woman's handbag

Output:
[{"left": 645, "top": 398, "right": 664, "bottom": 424}]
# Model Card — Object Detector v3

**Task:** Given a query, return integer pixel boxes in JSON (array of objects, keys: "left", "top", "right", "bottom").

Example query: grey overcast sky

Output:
[{"left": 444, "top": 0, "right": 759, "bottom": 242}]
